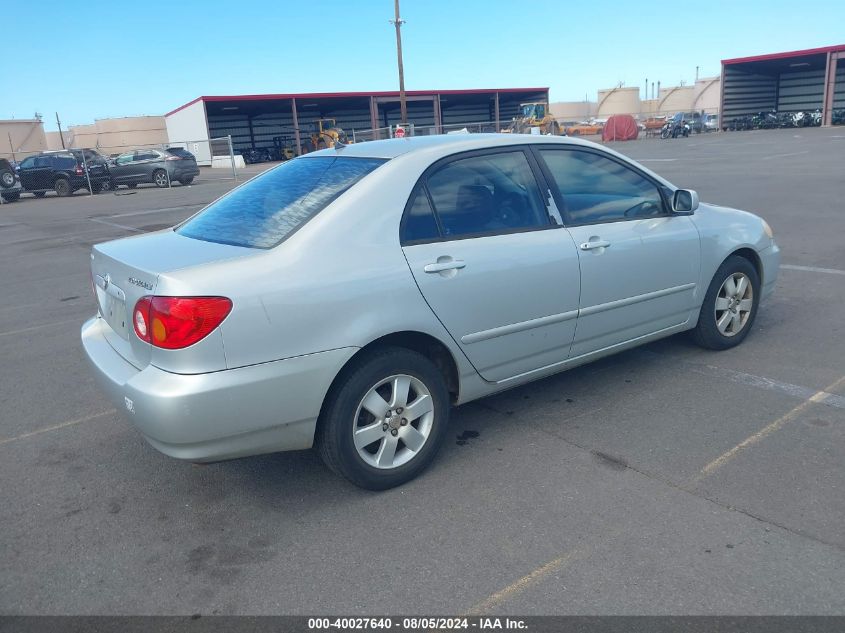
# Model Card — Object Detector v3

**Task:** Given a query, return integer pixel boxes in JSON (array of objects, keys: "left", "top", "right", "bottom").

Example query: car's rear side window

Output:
[{"left": 177, "top": 156, "right": 386, "bottom": 249}]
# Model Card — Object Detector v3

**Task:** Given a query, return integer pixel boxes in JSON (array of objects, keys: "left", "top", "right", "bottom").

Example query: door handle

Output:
[
  {"left": 579, "top": 239, "right": 611, "bottom": 251},
  {"left": 424, "top": 259, "right": 466, "bottom": 273}
]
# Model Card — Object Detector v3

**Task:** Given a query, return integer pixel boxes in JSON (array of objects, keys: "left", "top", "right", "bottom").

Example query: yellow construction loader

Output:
[
  {"left": 302, "top": 119, "right": 348, "bottom": 152},
  {"left": 503, "top": 103, "right": 561, "bottom": 135}
]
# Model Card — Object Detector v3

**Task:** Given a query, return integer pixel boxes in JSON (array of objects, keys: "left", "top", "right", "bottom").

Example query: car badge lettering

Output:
[{"left": 128, "top": 277, "right": 154, "bottom": 291}]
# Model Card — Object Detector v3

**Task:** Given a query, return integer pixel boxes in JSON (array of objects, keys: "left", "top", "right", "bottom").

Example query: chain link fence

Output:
[{"left": 0, "top": 135, "right": 245, "bottom": 204}]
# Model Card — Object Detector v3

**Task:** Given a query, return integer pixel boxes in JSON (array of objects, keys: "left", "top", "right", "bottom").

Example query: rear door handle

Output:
[
  {"left": 579, "top": 239, "right": 611, "bottom": 250},
  {"left": 424, "top": 259, "right": 466, "bottom": 273}
]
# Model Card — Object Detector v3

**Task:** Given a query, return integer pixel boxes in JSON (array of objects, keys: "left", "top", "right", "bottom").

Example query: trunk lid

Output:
[{"left": 91, "top": 229, "right": 254, "bottom": 369}]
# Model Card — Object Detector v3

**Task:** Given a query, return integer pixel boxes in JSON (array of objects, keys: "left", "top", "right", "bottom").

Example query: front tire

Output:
[
  {"left": 317, "top": 347, "right": 450, "bottom": 490},
  {"left": 692, "top": 255, "right": 760, "bottom": 350},
  {"left": 1, "top": 192, "right": 19, "bottom": 202}
]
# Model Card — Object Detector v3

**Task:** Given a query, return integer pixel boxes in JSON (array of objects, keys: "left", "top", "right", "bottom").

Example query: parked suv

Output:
[
  {"left": 17, "top": 150, "right": 112, "bottom": 197},
  {"left": 108, "top": 148, "right": 200, "bottom": 188}
]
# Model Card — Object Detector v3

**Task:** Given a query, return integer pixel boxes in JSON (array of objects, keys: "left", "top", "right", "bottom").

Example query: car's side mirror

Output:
[{"left": 672, "top": 189, "right": 699, "bottom": 215}]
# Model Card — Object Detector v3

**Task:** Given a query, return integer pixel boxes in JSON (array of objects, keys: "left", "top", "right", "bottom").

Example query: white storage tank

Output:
[{"left": 596, "top": 87, "right": 640, "bottom": 117}]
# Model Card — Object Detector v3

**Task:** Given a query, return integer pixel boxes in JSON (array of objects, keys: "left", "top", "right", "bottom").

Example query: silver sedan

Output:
[{"left": 81, "top": 134, "right": 780, "bottom": 489}]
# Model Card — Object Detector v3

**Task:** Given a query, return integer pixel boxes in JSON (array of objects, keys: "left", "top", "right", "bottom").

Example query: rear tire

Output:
[
  {"left": 692, "top": 255, "right": 760, "bottom": 350},
  {"left": 179, "top": 176, "right": 194, "bottom": 185},
  {"left": 54, "top": 178, "right": 71, "bottom": 197},
  {"left": 153, "top": 170, "right": 169, "bottom": 188},
  {"left": 317, "top": 347, "right": 450, "bottom": 490},
  {"left": 1, "top": 192, "right": 19, "bottom": 202}
]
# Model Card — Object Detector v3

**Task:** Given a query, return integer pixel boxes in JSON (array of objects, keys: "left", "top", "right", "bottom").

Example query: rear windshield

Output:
[
  {"left": 176, "top": 156, "right": 386, "bottom": 249},
  {"left": 166, "top": 148, "right": 194, "bottom": 159}
]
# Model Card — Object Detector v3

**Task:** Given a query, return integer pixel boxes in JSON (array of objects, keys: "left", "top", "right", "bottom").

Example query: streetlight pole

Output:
[{"left": 390, "top": 0, "right": 407, "bottom": 126}]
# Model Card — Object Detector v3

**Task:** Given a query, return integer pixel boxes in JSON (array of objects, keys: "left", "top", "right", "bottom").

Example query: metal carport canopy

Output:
[
  {"left": 720, "top": 45, "right": 845, "bottom": 125},
  {"left": 165, "top": 88, "right": 549, "bottom": 157}
]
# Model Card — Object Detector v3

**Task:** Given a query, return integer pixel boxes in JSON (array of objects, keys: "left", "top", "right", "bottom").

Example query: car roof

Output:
[{"left": 304, "top": 133, "right": 595, "bottom": 160}]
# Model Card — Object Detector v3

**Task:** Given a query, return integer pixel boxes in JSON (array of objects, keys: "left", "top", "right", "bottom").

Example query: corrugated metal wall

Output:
[
  {"left": 722, "top": 66, "right": 778, "bottom": 118},
  {"left": 207, "top": 101, "right": 374, "bottom": 152},
  {"left": 777, "top": 69, "right": 825, "bottom": 112},
  {"left": 723, "top": 64, "right": 833, "bottom": 119},
  {"left": 835, "top": 65, "right": 845, "bottom": 109},
  {"left": 205, "top": 90, "right": 548, "bottom": 150},
  {"left": 379, "top": 100, "right": 436, "bottom": 128}
]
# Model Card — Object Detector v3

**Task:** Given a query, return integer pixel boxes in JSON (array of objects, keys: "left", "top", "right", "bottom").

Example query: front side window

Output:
[
  {"left": 539, "top": 149, "right": 665, "bottom": 225},
  {"left": 177, "top": 156, "right": 386, "bottom": 249},
  {"left": 20, "top": 157, "right": 35, "bottom": 169},
  {"left": 425, "top": 151, "right": 549, "bottom": 239}
]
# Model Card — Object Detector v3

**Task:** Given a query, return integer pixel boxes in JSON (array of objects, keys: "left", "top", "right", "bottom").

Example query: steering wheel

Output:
[{"left": 623, "top": 200, "right": 659, "bottom": 218}]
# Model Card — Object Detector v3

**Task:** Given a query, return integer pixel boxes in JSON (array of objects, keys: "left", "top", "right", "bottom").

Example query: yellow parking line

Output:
[
  {"left": 695, "top": 375, "right": 845, "bottom": 480},
  {"left": 0, "top": 409, "right": 116, "bottom": 447},
  {"left": 465, "top": 529, "right": 621, "bottom": 615}
]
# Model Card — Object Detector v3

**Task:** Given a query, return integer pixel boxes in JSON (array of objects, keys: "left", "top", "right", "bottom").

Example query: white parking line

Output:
[
  {"left": 688, "top": 364, "right": 845, "bottom": 411},
  {"left": 99, "top": 203, "right": 204, "bottom": 219},
  {"left": 0, "top": 409, "right": 116, "bottom": 447},
  {"left": 638, "top": 349, "right": 845, "bottom": 410},
  {"left": 88, "top": 217, "right": 144, "bottom": 233},
  {"left": 782, "top": 264, "right": 845, "bottom": 276},
  {"left": 762, "top": 150, "right": 810, "bottom": 160},
  {"left": 0, "top": 318, "right": 82, "bottom": 338}
]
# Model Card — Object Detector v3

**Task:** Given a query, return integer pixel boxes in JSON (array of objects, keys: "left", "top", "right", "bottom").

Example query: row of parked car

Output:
[{"left": 0, "top": 147, "right": 200, "bottom": 202}]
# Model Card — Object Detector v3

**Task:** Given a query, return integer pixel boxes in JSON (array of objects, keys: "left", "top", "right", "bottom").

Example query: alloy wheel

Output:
[
  {"left": 353, "top": 374, "right": 434, "bottom": 469},
  {"left": 715, "top": 272, "right": 753, "bottom": 337}
]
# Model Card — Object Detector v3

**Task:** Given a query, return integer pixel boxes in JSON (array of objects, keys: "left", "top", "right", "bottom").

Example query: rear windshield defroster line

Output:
[{"left": 177, "top": 156, "right": 387, "bottom": 249}]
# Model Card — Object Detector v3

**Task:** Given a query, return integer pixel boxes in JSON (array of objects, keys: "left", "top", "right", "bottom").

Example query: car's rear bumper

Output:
[
  {"left": 81, "top": 316, "right": 357, "bottom": 462},
  {"left": 170, "top": 164, "right": 200, "bottom": 179}
]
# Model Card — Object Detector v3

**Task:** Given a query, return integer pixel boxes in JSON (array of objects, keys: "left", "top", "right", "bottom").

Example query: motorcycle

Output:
[
  {"left": 752, "top": 110, "right": 778, "bottom": 129},
  {"left": 660, "top": 118, "right": 691, "bottom": 139}
]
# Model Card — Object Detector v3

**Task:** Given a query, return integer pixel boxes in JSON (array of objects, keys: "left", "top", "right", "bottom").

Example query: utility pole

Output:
[
  {"left": 55, "top": 112, "right": 65, "bottom": 149},
  {"left": 390, "top": 0, "right": 407, "bottom": 125},
  {"left": 7, "top": 133, "right": 15, "bottom": 162}
]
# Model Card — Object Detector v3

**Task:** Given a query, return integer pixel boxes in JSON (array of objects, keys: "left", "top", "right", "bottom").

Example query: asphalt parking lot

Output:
[{"left": 1, "top": 128, "right": 843, "bottom": 615}]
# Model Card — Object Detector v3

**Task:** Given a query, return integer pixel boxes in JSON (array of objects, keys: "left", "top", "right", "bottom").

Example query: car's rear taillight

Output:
[
  {"left": 165, "top": 155, "right": 181, "bottom": 161},
  {"left": 75, "top": 165, "right": 84, "bottom": 175},
  {"left": 133, "top": 296, "right": 232, "bottom": 349}
]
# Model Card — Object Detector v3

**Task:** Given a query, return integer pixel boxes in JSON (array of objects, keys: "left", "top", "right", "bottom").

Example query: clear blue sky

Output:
[{"left": 5, "top": 0, "right": 844, "bottom": 130}]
